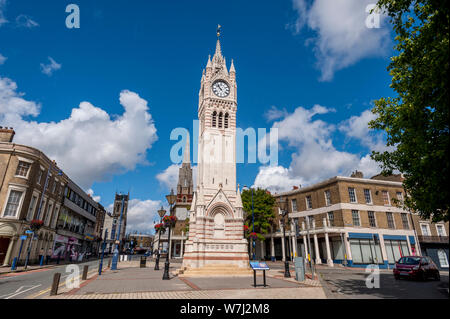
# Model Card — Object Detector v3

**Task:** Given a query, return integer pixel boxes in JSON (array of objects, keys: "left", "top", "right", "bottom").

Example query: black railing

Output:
[{"left": 418, "top": 235, "right": 449, "bottom": 244}]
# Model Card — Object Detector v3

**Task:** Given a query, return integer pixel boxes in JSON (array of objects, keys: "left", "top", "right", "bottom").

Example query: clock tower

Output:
[{"left": 180, "top": 29, "right": 250, "bottom": 275}]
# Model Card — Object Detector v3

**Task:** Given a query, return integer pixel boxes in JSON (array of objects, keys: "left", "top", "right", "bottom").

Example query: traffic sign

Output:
[
  {"left": 25, "top": 230, "right": 33, "bottom": 234},
  {"left": 20, "top": 235, "right": 27, "bottom": 240}
]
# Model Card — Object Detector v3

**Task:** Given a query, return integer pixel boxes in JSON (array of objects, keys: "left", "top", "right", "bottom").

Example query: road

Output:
[
  {"left": 0, "top": 258, "right": 110, "bottom": 299},
  {"left": 316, "top": 265, "right": 449, "bottom": 299}
]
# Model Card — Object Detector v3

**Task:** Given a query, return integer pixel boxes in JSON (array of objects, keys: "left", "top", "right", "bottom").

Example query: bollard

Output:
[
  {"left": 50, "top": 273, "right": 61, "bottom": 296},
  {"left": 108, "top": 258, "right": 112, "bottom": 268},
  {"left": 82, "top": 265, "right": 89, "bottom": 280},
  {"left": 140, "top": 256, "right": 146, "bottom": 268}
]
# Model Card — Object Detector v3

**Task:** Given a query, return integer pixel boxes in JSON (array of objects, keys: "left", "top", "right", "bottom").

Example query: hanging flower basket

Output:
[
  {"left": 243, "top": 225, "right": 249, "bottom": 232},
  {"left": 163, "top": 215, "right": 177, "bottom": 228},
  {"left": 248, "top": 232, "right": 258, "bottom": 239},
  {"left": 30, "top": 220, "right": 44, "bottom": 232},
  {"left": 154, "top": 223, "right": 166, "bottom": 233}
]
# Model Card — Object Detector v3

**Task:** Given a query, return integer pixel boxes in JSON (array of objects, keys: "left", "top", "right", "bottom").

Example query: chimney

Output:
[
  {"left": 351, "top": 170, "right": 364, "bottom": 178},
  {"left": 0, "top": 127, "right": 15, "bottom": 143}
]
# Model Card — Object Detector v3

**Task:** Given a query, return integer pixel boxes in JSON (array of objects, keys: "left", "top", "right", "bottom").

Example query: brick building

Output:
[
  {"left": 0, "top": 127, "right": 103, "bottom": 266},
  {"left": 258, "top": 171, "right": 449, "bottom": 270}
]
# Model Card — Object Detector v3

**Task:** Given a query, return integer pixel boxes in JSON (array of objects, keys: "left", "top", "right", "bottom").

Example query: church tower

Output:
[{"left": 181, "top": 27, "right": 250, "bottom": 274}]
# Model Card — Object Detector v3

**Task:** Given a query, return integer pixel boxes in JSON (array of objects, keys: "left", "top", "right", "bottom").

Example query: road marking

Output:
[
  {"left": 0, "top": 284, "right": 42, "bottom": 299},
  {"left": 29, "top": 268, "right": 99, "bottom": 299}
]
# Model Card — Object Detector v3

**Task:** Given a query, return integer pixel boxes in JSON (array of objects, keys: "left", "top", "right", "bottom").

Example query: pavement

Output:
[
  {"left": 316, "top": 264, "right": 449, "bottom": 299},
  {"left": 0, "top": 257, "right": 110, "bottom": 299},
  {"left": 43, "top": 259, "right": 326, "bottom": 299}
]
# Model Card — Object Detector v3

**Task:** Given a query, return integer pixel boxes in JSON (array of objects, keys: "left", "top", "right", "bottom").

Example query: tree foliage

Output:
[
  {"left": 241, "top": 188, "right": 276, "bottom": 241},
  {"left": 370, "top": 0, "right": 449, "bottom": 221}
]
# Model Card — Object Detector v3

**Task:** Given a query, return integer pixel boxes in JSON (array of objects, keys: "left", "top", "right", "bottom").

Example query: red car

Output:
[{"left": 393, "top": 256, "right": 440, "bottom": 281}]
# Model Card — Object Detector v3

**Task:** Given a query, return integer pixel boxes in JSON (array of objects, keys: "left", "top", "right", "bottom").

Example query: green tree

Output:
[
  {"left": 241, "top": 188, "right": 276, "bottom": 241},
  {"left": 370, "top": 0, "right": 449, "bottom": 222}
]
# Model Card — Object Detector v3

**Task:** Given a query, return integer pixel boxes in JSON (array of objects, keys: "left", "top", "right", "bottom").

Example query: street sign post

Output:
[{"left": 249, "top": 261, "right": 270, "bottom": 288}]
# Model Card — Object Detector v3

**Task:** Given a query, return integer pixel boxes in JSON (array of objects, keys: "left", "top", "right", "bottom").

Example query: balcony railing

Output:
[{"left": 418, "top": 235, "right": 449, "bottom": 244}]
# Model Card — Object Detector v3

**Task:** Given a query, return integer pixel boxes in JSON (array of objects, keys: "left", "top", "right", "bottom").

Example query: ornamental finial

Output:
[{"left": 217, "top": 24, "right": 221, "bottom": 38}]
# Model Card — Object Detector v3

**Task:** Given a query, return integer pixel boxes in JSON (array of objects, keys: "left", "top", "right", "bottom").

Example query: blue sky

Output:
[{"left": 0, "top": 0, "right": 396, "bottom": 233}]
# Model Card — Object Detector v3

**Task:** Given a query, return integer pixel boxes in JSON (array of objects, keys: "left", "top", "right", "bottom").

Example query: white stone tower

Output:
[{"left": 181, "top": 28, "right": 250, "bottom": 275}]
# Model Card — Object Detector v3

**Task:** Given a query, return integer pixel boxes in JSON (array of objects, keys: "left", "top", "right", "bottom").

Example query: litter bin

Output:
[
  {"left": 140, "top": 256, "right": 147, "bottom": 268},
  {"left": 294, "top": 257, "right": 305, "bottom": 282}
]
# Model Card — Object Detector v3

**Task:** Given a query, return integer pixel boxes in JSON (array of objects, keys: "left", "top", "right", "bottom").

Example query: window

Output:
[
  {"left": 352, "top": 210, "right": 360, "bottom": 226},
  {"left": 3, "top": 190, "right": 23, "bottom": 217},
  {"left": 26, "top": 195, "right": 38, "bottom": 221},
  {"left": 324, "top": 190, "right": 332, "bottom": 206},
  {"left": 349, "top": 238, "right": 383, "bottom": 264},
  {"left": 36, "top": 169, "right": 43, "bottom": 184},
  {"left": 382, "top": 191, "right": 390, "bottom": 205},
  {"left": 15, "top": 161, "right": 31, "bottom": 178},
  {"left": 401, "top": 213, "right": 409, "bottom": 229},
  {"left": 212, "top": 111, "right": 217, "bottom": 127},
  {"left": 385, "top": 240, "right": 409, "bottom": 263},
  {"left": 307, "top": 216, "right": 314, "bottom": 228},
  {"left": 436, "top": 224, "right": 447, "bottom": 237},
  {"left": 305, "top": 196, "right": 313, "bottom": 210},
  {"left": 437, "top": 249, "right": 449, "bottom": 268},
  {"left": 52, "top": 206, "right": 59, "bottom": 228},
  {"left": 348, "top": 188, "right": 357, "bottom": 203},
  {"left": 364, "top": 189, "right": 372, "bottom": 204},
  {"left": 45, "top": 202, "right": 53, "bottom": 226},
  {"left": 224, "top": 113, "right": 229, "bottom": 128},
  {"left": 386, "top": 212, "right": 395, "bottom": 229},
  {"left": 420, "top": 224, "right": 431, "bottom": 236},
  {"left": 291, "top": 199, "right": 297, "bottom": 212},
  {"left": 368, "top": 211, "right": 377, "bottom": 227},
  {"left": 396, "top": 192, "right": 404, "bottom": 202},
  {"left": 327, "top": 212, "right": 334, "bottom": 227},
  {"left": 218, "top": 112, "right": 223, "bottom": 128},
  {"left": 52, "top": 180, "right": 57, "bottom": 193}
]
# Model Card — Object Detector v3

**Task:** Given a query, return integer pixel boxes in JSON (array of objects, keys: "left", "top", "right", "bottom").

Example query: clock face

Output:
[{"left": 212, "top": 80, "right": 230, "bottom": 98}]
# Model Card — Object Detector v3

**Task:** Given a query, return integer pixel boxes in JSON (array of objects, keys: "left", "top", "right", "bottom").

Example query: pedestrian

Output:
[
  {"left": 39, "top": 247, "right": 44, "bottom": 265},
  {"left": 46, "top": 247, "right": 52, "bottom": 265}
]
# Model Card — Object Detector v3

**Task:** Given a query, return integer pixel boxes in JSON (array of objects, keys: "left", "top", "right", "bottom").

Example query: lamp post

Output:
[
  {"left": 279, "top": 197, "right": 291, "bottom": 278},
  {"left": 154, "top": 206, "right": 167, "bottom": 270},
  {"left": 163, "top": 189, "right": 177, "bottom": 280},
  {"left": 99, "top": 229, "right": 108, "bottom": 275},
  {"left": 243, "top": 186, "right": 256, "bottom": 260}
]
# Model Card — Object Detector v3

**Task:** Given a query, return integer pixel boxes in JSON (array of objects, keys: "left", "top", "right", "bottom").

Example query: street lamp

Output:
[
  {"left": 154, "top": 206, "right": 167, "bottom": 270},
  {"left": 163, "top": 189, "right": 177, "bottom": 280},
  {"left": 243, "top": 186, "right": 256, "bottom": 261},
  {"left": 279, "top": 197, "right": 291, "bottom": 278}
]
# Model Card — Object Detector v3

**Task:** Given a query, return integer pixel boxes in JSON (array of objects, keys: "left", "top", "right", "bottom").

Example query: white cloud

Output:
[
  {"left": 338, "top": 109, "right": 389, "bottom": 152},
  {"left": 264, "top": 106, "right": 288, "bottom": 121},
  {"left": 253, "top": 165, "right": 302, "bottom": 193},
  {"left": 15, "top": 14, "right": 39, "bottom": 28},
  {"left": 253, "top": 105, "right": 383, "bottom": 192},
  {"left": 0, "top": 75, "right": 158, "bottom": 189},
  {"left": 292, "top": 0, "right": 391, "bottom": 81},
  {"left": 156, "top": 164, "right": 180, "bottom": 191},
  {"left": 0, "top": 0, "right": 8, "bottom": 26},
  {"left": 86, "top": 189, "right": 101, "bottom": 202},
  {"left": 156, "top": 163, "right": 197, "bottom": 192},
  {"left": 40, "top": 57, "right": 61, "bottom": 76},
  {"left": 0, "top": 53, "right": 6, "bottom": 65},
  {"left": 126, "top": 198, "right": 163, "bottom": 234}
]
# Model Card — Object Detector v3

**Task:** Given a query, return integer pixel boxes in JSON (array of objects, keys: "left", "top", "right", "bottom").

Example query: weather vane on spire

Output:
[{"left": 217, "top": 24, "right": 221, "bottom": 38}]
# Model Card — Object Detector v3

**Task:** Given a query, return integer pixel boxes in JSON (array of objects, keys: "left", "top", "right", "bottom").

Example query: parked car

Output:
[{"left": 393, "top": 256, "right": 440, "bottom": 281}]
